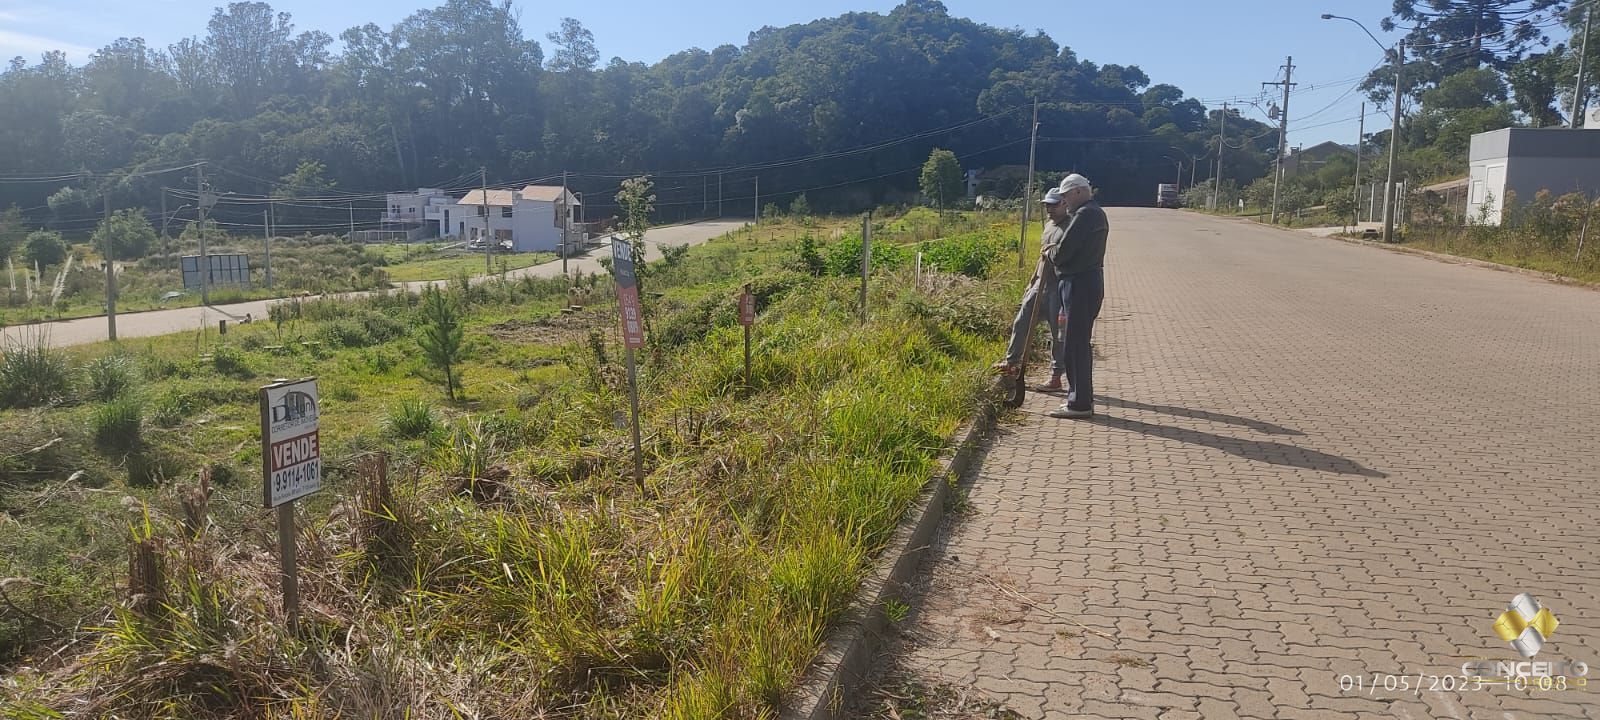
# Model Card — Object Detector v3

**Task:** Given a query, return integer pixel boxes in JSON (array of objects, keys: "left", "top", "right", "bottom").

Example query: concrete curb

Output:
[
  {"left": 780, "top": 380, "right": 1004, "bottom": 720},
  {"left": 1313, "top": 233, "right": 1600, "bottom": 292}
]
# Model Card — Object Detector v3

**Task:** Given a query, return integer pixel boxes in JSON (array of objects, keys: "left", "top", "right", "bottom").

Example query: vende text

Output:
[{"left": 270, "top": 431, "right": 320, "bottom": 472}]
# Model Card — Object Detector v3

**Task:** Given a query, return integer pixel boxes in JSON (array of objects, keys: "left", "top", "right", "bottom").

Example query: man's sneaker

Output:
[{"left": 1047, "top": 404, "right": 1094, "bottom": 418}]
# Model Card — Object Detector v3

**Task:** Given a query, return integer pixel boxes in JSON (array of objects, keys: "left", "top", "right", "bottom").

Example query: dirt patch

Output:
[
  {"left": 486, "top": 310, "right": 606, "bottom": 345},
  {"left": 858, "top": 671, "right": 1023, "bottom": 720}
]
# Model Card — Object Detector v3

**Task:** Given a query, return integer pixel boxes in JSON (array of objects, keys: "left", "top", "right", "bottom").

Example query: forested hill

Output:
[{"left": 0, "top": 0, "right": 1275, "bottom": 233}]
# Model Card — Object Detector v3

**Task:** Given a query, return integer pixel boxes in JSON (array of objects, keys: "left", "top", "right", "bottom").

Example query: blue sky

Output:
[{"left": 0, "top": 0, "right": 1410, "bottom": 147}]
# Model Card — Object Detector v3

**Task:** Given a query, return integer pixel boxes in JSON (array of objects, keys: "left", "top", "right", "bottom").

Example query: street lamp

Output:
[
  {"left": 1323, "top": 12, "right": 1404, "bottom": 243},
  {"left": 1168, "top": 146, "right": 1199, "bottom": 189},
  {"left": 1161, "top": 155, "right": 1183, "bottom": 190}
]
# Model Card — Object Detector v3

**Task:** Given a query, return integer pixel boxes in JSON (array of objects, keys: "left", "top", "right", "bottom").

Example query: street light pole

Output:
[
  {"left": 1574, "top": 4, "right": 1594, "bottom": 128},
  {"left": 1322, "top": 13, "right": 1403, "bottom": 242},
  {"left": 1384, "top": 40, "right": 1404, "bottom": 243}
]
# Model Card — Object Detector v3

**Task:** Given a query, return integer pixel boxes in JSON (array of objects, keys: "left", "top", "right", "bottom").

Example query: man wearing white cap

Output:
[
  {"left": 1046, "top": 173, "right": 1108, "bottom": 418},
  {"left": 991, "top": 187, "right": 1071, "bottom": 391}
]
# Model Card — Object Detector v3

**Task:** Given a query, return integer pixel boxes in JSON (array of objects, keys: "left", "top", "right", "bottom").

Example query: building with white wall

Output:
[
  {"left": 1467, "top": 128, "right": 1600, "bottom": 225},
  {"left": 444, "top": 185, "right": 583, "bottom": 252}
]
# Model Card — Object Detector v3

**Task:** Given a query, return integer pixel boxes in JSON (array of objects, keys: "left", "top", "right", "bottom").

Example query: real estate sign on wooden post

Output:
[
  {"left": 259, "top": 377, "right": 320, "bottom": 634},
  {"left": 738, "top": 283, "right": 755, "bottom": 386},
  {"left": 610, "top": 238, "right": 646, "bottom": 488}
]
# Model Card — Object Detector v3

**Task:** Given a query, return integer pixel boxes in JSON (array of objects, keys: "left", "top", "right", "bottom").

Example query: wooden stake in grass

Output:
[
  {"left": 738, "top": 283, "right": 755, "bottom": 387},
  {"left": 860, "top": 211, "right": 872, "bottom": 322}
]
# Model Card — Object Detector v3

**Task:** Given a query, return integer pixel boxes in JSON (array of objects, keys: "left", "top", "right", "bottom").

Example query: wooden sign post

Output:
[
  {"left": 259, "top": 377, "right": 321, "bottom": 634},
  {"left": 859, "top": 211, "right": 872, "bottom": 322},
  {"left": 738, "top": 283, "right": 755, "bottom": 387},
  {"left": 610, "top": 238, "right": 646, "bottom": 487}
]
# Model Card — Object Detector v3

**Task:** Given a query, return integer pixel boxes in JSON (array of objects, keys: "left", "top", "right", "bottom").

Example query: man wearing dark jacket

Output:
[{"left": 1046, "top": 173, "right": 1108, "bottom": 418}]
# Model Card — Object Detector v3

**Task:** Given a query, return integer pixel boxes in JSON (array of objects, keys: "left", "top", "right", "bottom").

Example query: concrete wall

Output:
[
  {"left": 1506, "top": 156, "right": 1600, "bottom": 204},
  {"left": 512, "top": 199, "right": 560, "bottom": 252}
]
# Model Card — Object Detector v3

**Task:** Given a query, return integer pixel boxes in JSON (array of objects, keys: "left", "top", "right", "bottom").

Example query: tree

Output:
[
  {"left": 546, "top": 18, "right": 599, "bottom": 73},
  {"left": 0, "top": 206, "right": 25, "bottom": 260},
  {"left": 1506, "top": 51, "right": 1569, "bottom": 127},
  {"left": 92, "top": 209, "right": 159, "bottom": 261},
  {"left": 616, "top": 176, "right": 655, "bottom": 269},
  {"left": 1382, "top": 0, "right": 1566, "bottom": 75},
  {"left": 920, "top": 148, "right": 963, "bottom": 211},
  {"left": 789, "top": 193, "right": 811, "bottom": 218},
  {"left": 1324, "top": 188, "right": 1358, "bottom": 226},
  {"left": 417, "top": 285, "right": 465, "bottom": 400},
  {"left": 25, "top": 230, "right": 68, "bottom": 267},
  {"left": 276, "top": 160, "right": 336, "bottom": 199}
]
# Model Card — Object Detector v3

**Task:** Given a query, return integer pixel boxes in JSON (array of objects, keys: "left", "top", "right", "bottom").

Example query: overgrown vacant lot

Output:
[
  {"left": 0, "top": 232, "right": 554, "bottom": 325},
  {"left": 0, "top": 210, "right": 1019, "bottom": 718}
]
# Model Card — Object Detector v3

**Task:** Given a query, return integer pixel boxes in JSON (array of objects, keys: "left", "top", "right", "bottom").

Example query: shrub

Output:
[
  {"left": 91, "top": 396, "right": 143, "bottom": 454},
  {"left": 920, "top": 229, "right": 1006, "bottom": 278},
  {"left": 149, "top": 391, "right": 190, "bottom": 428},
  {"left": 209, "top": 344, "right": 253, "bottom": 379},
  {"left": 317, "top": 310, "right": 406, "bottom": 349},
  {"left": 821, "top": 235, "right": 910, "bottom": 277},
  {"left": 0, "top": 341, "right": 74, "bottom": 409},
  {"left": 83, "top": 354, "right": 141, "bottom": 402},
  {"left": 384, "top": 399, "right": 439, "bottom": 438}
]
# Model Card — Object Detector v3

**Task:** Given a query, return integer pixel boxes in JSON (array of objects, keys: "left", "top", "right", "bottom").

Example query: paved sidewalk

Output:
[{"left": 863, "top": 208, "right": 1600, "bottom": 719}]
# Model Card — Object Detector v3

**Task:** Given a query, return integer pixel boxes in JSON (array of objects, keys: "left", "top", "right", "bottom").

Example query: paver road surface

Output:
[{"left": 867, "top": 208, "right": 1600, "bottom": 720}]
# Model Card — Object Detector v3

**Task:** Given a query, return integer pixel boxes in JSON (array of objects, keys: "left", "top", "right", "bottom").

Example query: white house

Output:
[
  {"left": 445, "top": 185, "right": 583, "bottom": 252},
  {"left": 1467, "top": 128, "right": 1600, "bottom": 225}
]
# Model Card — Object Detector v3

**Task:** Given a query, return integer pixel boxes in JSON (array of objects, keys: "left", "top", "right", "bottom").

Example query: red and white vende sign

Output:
[
  {"left": 260, "top": 378, "right": 322, "bottom": 507},
  {"left": 738, "top": 287, "right": 755, "bottom": 326}
]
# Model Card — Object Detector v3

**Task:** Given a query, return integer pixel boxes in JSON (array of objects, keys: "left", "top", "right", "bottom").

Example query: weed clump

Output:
[
  {"left": 91, "top": 396, "right": 143, "bottom": 454},
  {"left": 0, "top": 341, "right": 74, "bottom": 408}
]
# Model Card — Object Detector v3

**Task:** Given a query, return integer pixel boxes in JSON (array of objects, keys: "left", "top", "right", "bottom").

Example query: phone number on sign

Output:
[{"left": 1339, "top": 673, "right": 1587, "bottom": 695}]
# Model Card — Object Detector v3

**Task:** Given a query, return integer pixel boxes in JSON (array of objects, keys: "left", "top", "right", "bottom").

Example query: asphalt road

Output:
[{"left": 1, "top": 220, "right": 746, "bottom": 349}]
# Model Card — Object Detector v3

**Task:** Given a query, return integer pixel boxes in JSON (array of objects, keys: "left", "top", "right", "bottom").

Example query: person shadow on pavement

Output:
[
  {"left": 1097, "top": 396, "right": 1305, "bottom": 437},
  {"left": 1085, "top": 401, "right": 1385, "bottom": 478}
]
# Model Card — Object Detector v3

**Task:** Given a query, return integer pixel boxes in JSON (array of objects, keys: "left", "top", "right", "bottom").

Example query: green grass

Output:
[
  {"left": 0, "top": 210, "right": 1021, "bottom": 718},
  {"left": 1399, "top": 226, "right": 1600, "bottom": 284},
  {"left": 383, "top": 250, "right": 555, "bottom": 282}
]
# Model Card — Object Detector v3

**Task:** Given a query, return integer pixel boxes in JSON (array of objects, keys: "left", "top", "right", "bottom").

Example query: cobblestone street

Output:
[{"left": 864, "top": 209, "right": 1600, "bottom": 720}]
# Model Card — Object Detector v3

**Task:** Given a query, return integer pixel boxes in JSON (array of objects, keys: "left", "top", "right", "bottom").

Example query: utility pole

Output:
[
  {"left": 1354, "top": 103, "right": 1364, "bottom": 228},
  {"left": 1575, "top": 4, "right": 1594, "bottom": 128},
  {"left": 480, "top": 167, "right": 491, "bottom": 276},
  {"left": 561, "top": 170, "right": 570, "bottom": 276},
  {"left": 264, "top": 207, "right": 274, "bottom": 288},
  {"left": 1018, "top": 97, "right": 1040, "bottom": 270},
  {"left": 1264, "top": 56, "right": 1296, "bottom": 223},
  {"left": 160, "top": 189, "right": 168, "bottom": 240},
  {"left": 103, "top": 189, "right": 116, "bottom": 341},
  {"left": 348, "top": 201, "right": 355, "bottom": 239},
  {"left": 753, "top": 176, "right": 760, "bottom": 225},
  {"left": 196, "top": 162, "right": 210, "bottom": 305},
  {"left": 717, "top": 173, "right": 723, "bottom": 218},
  {"left": 1214, "top": 103, "right": 1228, "bottom": 210},
  {"left": 1383, "top": 40, "right": 1404, "bottom": 243}
]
